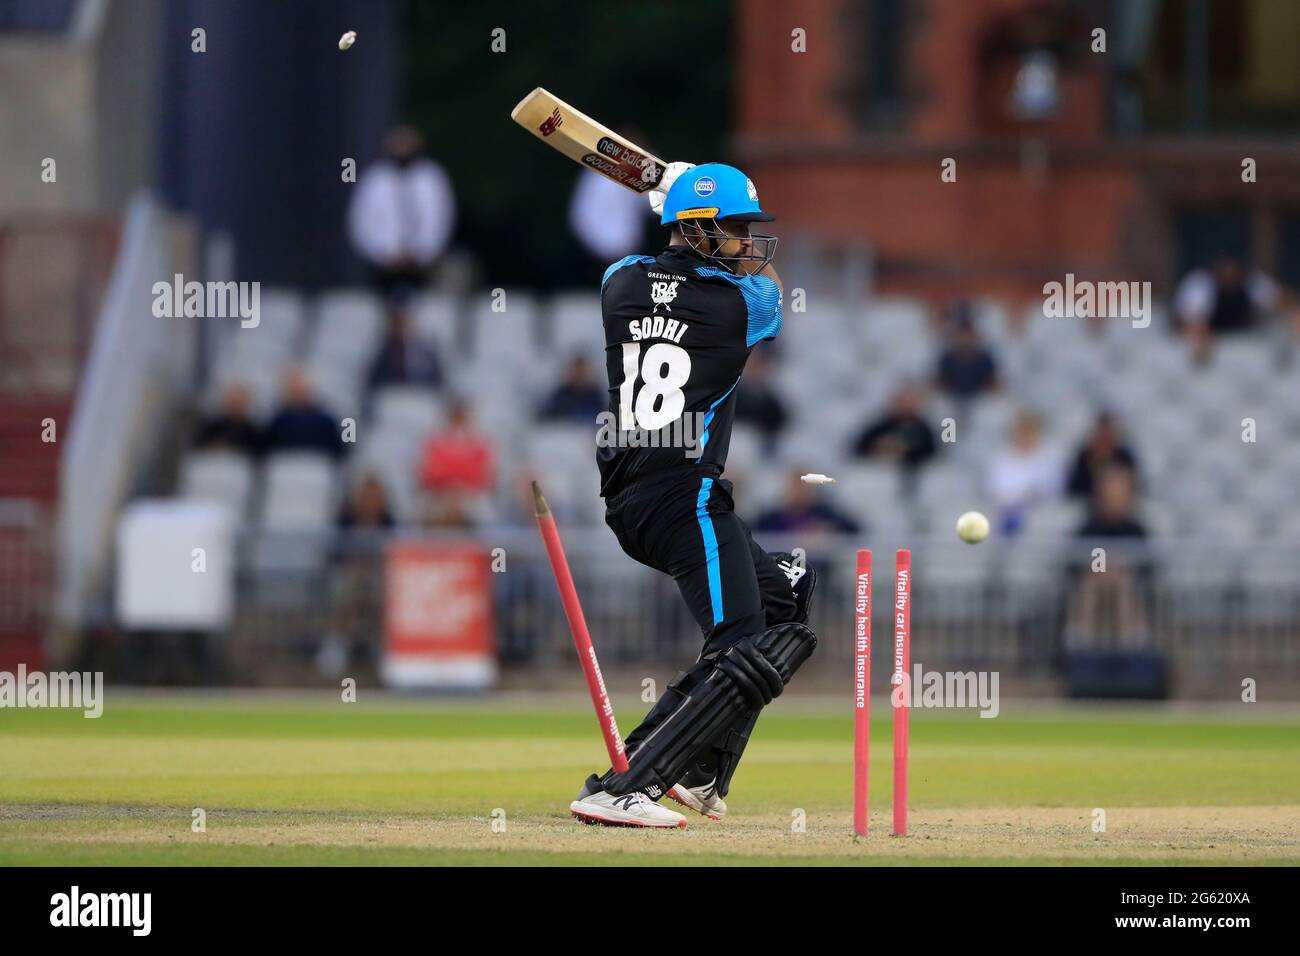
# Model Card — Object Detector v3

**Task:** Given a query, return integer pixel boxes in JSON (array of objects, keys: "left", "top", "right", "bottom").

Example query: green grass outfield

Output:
[{"left": 1, "top": 693, "right": 1297, "bottom": 865}]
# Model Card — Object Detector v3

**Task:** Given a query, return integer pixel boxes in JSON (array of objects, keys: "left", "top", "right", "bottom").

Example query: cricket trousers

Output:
[{"left": 602, "top": 467, "right": 803, "bottom": 792}]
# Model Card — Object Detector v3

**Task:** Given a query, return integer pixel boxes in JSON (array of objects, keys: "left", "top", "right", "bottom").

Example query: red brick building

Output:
[{"left": 734, "top": 0, "right": 1300, "bottom": 305}]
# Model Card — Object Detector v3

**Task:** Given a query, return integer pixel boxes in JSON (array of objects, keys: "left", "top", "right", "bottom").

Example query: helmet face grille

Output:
[{"left": 680, "top": 218, "right": 779, "bottom": 275}]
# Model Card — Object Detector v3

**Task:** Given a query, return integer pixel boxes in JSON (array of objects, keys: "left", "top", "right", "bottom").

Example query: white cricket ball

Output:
[
  {"left": 956, "top": 510, "right": 990, "bottom": 544},
  {"left": 799, "top": 473, "right": 836, "bottom": 485},
  {"left": 338, "top": 31, "right": 357, "bottom": 51}
]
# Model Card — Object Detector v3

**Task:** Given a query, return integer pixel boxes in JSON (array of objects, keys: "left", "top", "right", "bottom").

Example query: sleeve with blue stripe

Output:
[
  {"left": 602, "top": 255, "right": 656, "bottom": 290},
  {"left": 695, "top": 268, "right": 783, "bottom": 346}
]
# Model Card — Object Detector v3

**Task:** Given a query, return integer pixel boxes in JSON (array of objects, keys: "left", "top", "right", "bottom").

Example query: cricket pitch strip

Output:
[{"left": 2, "top": 804, "right": 1296, "bottom": 866}]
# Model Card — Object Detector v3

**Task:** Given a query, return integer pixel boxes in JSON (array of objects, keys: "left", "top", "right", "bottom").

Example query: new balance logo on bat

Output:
[{"left": 539, "top": 107, "right": 562, "bottom": 136}]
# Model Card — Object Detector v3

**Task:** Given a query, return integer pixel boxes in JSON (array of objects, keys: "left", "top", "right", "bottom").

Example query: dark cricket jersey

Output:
[{"left": 597, "top": 246, "right": 782, "bottom": 498}]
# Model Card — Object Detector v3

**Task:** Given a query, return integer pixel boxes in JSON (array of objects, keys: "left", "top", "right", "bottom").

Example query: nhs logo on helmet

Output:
[{"left": 693, "top": 176, "right": 716, "bottom": 197}]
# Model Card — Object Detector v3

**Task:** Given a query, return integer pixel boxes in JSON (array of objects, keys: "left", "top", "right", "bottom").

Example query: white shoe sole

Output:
[
  {"left": 666, "top": 785, "right": 724, "bottom": 820},
  {"left": 569, "top": 799, "right": 687, "bottom": 829}
]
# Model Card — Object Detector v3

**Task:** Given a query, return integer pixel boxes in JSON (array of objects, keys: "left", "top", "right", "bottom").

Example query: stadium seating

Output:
[{"left": 170, "top": 285, "right": 1300, "bottom": 607}]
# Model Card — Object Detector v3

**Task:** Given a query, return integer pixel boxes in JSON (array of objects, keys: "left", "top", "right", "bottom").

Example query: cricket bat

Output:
[{"left": 511, "top": 87, "right": 666, "bottom": 193}]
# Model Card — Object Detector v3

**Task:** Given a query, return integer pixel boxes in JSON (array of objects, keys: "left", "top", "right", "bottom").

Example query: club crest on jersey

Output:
[{"left": 650, "top": 279, "right": 678, "bottom": 312}]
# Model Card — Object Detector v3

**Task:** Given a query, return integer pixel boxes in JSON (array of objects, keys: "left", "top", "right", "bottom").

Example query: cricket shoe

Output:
[
  {"left": 570, "top": 776, "right": 687, "bottom": 828},
  {"left": 667, "top": 778, "right": 727, "bottom": 820}
]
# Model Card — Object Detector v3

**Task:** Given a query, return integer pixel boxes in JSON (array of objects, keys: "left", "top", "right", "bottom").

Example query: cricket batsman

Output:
[{"left": 570, "top": 162, "right": 819, "bottom": 827}]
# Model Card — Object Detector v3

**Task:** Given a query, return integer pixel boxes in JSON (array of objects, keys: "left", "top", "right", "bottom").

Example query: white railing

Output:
[
  {"left": 211, "top": 529, "right": 1300, "bottom": 687},
  {"left": 56, "top": 194, "right": 196, "bottom": 629}
]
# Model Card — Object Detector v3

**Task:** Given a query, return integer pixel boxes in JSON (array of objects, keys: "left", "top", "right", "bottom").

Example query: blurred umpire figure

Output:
[{"left": 568, "top": 162, "right": 817, "bottom": 828}]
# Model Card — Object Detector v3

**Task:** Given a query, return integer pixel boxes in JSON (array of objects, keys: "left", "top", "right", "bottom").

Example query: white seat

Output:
[
  {"left": 371, "top": 386, "right": 444, "bottom": 439},
  {"left": 1162, "top": 471, "right": 1223, "bottom": 508},
  {"left": 1129, "top": 406, "right": 1199, "bottom": 456},
  {"left": 781, "top": 301, "right": 847, "bottom": 353},
  {"left": 1024, "top": 301, "right": 1091, "bottom": 352},
  {"left": 1101, "top": 304, "right": 1169, "bottom": 365},
  {"left": 409, "top": 290, "right": 461, "bottom": 357},
  {"left": 1146, "top": 340, "right": 1198, "bottom": 398},
  {"left": 965, "top": 395, "right": 1018, "bottom": 444},
  {"left": 864, "top": 297, "right": 928, "bottom": 338},
  {"left": 921, "top": 544, "right": 997, "bottom": 588},
  {"left": 1097, "top": 374, "right": 1161, "bottom": 421},
  {"left": 863, "top": 299, "right": 934, "bottom": 379},
  {"left": 180, "top": 451, "right": 255, "bottom": 521},
  {"left": 1022, "top": 499, "right": 1086, "bottom": 539},
  {"left": 256, "top": 288, "right": 306, "bottom": 346},
  {"left": 215, "top": 288, "right": 302, "bottom": 359},
  {"left": 835, "top": 462, "right": 901, "bottom": 530},
  {"left": 973, "top": 298, "right": 1012, "bottom": 343},
  {"left": 525, "top": 424, "right": 600, "bottom": 523},
  {"left": 312, "top": 289, "right": 386, "bottom": 366},
  {"left": 258, "top": 453, "right": 337, "bottom": 531},
  {"left": 466, "top": 290, "right": 540, "bottom": 366},
  {"left": 779, "top": 404, "right": 855, "bottom": 468},
  {"left": 211, "top": 330, "right": 295, "bottom": 414},
  {"left": 1193, "top": 506, "right": 1261, "bottom": 545},
  {"left": 1261, "top": 511, "right": 1300, "bottom": 542},
  {"left": 1042, "top": 338, "right": 1107, "bottom": 386},
  {"left": 1137, "top": 501, "right": 1176, "bottom": 540},
  {"left": 303, "top": 360, "right": 362, "bottom": 423},
  {"left": 1002, "top": 543, "right": 1061, "bottom": 590},
  {"left": 737, "top": 466, "right": 787, "bottom": 515},
  {"left": 726, "top": 423, "right": 764, "bottom": 476},
  {"left": 1210, "top": 339, "right": 1277, "bottom": 388},
  {"left": 548, "top": 291, "right": 602, "bottom": 359},
  {"left": 1265, "top": 370, "right": 1300, "bottom": 434},
  {"left": 915, "top": 463, "right": 982, "bottom": 510},
  {"left": 1266, "top": 434, "right": 1300, "bottom": 469}
]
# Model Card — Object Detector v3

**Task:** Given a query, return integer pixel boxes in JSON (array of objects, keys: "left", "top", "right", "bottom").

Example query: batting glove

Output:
[{"left": 649, "top": 161, "right": 695, "bottom": 216}]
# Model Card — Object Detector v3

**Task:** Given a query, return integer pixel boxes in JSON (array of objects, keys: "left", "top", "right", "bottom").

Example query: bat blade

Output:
[{"left": 510, "top": 87, "right": 665, "bottom": 193}]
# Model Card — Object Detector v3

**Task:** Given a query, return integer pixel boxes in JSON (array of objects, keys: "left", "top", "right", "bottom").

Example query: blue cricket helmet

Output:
[{"left": 659, "top": 163, "right": 775, "bottom": 226}]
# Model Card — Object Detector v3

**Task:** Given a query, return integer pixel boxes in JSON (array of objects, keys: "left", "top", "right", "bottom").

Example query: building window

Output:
[
  {"left": 1131, "top": 0, "right": 1300, "bottom": 133},
  {"left": 854, "top": 0, "right": 907, "bottom": 128}
]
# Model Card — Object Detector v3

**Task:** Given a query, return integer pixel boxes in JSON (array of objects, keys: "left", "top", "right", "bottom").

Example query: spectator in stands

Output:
[
  {"left": 337, "top": 473, "right": 395, "bottom": 531},
  {"left": 1174, "top": 254, "right": 1280, "bottom": 354},
  {"left": 367, "top": 300, "right": 442, "bottom": 391},
  {"left": 935, "top": 313, "right": 998, "bottom": 401},
  {"left": 347, "top": 124, "right": 455, "bottom": 301},
  {"left": 195, "top": 382, "right": 263, "bottom": 457},
  {"left": 326, "top": 473, "right": 395, "bottom": 678},
  {"left": 418, "top": 399, "right": 495, "bottom": 525},
  {"left": 734, "top": 349, "right": 788, "bottom": 451},
  {"left": 986, "top": 409, "right": 1062, "bottom": 535},
  {"left": 1066, "top": 412, "right": 1137, "bottom": 500},
  {"left": 538, "top": 355, "right": 605, "bottom": 424},
  {"left": 1077, "top": 464, "right": 1146, "bottom": 539},
  {"left": 1065, "top": 465, "right": 1151, "bottom": 650},
  {"left": 755, "top": 468, "right": 860, "bottom": 535},
  {"left": 851, "top": 384, "right": 937, "bottom": 469},
  {"left": 264, "top": 366, "right": 345, "bottom": 459}
]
